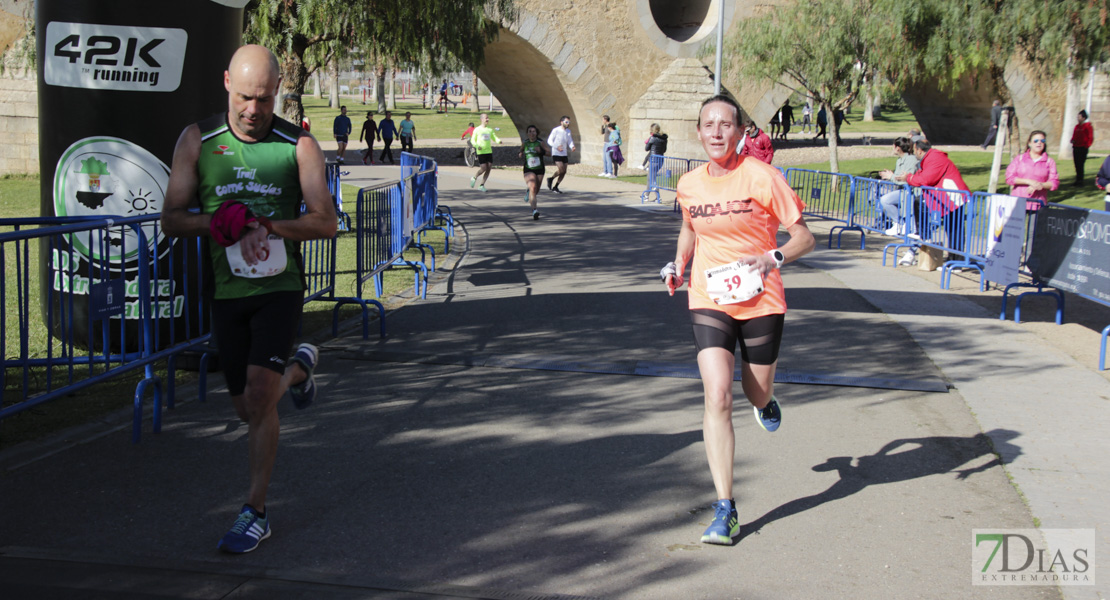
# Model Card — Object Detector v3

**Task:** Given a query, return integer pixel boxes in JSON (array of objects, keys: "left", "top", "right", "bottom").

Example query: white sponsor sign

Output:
[
  {"left": 982, "top": 194, "right": 1024, "bottom": 286},
  {"left": 44, "top": 22, "right": 187, "bottom": 92}
]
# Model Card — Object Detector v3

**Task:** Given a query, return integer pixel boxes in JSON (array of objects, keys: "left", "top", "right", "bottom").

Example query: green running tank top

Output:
[
  {"left": 522, "top": 139, "right": 545, "bottom": 171},
  {"left": 196, "top": 113, "right": 306, "bottom": 299}
]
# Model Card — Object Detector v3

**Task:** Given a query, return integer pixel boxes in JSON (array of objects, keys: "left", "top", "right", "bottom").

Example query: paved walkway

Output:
[{"left": 1, "top": 165, "right": 1105, "bottom": 599}]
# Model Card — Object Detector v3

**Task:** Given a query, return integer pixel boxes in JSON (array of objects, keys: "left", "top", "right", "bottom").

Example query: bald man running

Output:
[{"left": 162, "top": 45, "right": 337, "bottom": 553}]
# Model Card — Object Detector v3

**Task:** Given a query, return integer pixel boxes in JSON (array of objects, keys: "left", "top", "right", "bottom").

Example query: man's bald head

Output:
[
  {"left": 228, "top": 44, "right": 280, "bottom": 84},
  {"left": 224, "top": 45, "right": 282, "bottom": 141}
]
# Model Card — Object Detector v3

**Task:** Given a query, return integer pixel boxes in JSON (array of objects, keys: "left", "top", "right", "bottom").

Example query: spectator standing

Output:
[
  {"left": 642, "top": 123, "right": 668, "bottom": 174},
  {"left": 602, "top": 122, "right": 622, "bottom": 178},
  {"left": 738, "top": 119, "right": 774, "bottom": 164},
  {"left": 1071, "top": 110, "right": 1094, "bottom": 186},
  {"left": 399, "top": 112, "right": 417, "bottom": 153},
  {"left": 359, "top": 111, "right": 377, "bottom": 165},
  {"left": 801, "top": 102, "right": 813, "bottom": 134},
  {"left": 333, "top": 106, "right": 352, "bottom": 163},
  {"left": 1005, "top": 130, "right": 1059, "bottom": 211},
  {"left": 377, "top": 110, "right": 397, "bottom": 164},
  {"left": 778, "top": 102, "right": 794, "bottom": 140},
  {"left": 979, "top": 100, "right": 1007, "bottom": 150},
  {"left": 815, "top": 106, "right": 828, "bottom": 141},
  {"left": 833, "top": 108, "right": 849, "bottom": 143}
]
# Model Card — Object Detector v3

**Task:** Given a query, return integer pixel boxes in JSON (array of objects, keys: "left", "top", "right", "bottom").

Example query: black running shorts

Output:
[
  {"left": 478, "top": 152, "right": 493, "bottom": 165},
  {"left": 211, "top": 290, "right": 304, "bottom": 396},
  {"left": 690, "top": 309, "right": 784, "bottom": 366},
  {"left": 552, "top": 155, "right": 568, "bottom": 164}
]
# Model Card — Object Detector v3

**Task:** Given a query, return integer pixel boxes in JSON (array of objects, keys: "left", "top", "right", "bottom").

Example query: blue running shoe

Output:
[
  {"left": 701, "top": 499, "right": 739, "bottom": 545},
  {"left": 289, "top": 343, "right": 318, "bottom": 410},
  {"left": 754, "top": 396, "right": 781, "bottom": 432},
  {"left": 217, "top": 505, "right": 271, "bottom": 553}
]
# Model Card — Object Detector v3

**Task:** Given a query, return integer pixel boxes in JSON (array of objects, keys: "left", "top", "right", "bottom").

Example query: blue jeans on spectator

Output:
[
  {"left": 603, "top": 147, "right": 614, "bottom": 175},
  {"left": 880, "top": 188, "right": 916, "bottom": 235}
]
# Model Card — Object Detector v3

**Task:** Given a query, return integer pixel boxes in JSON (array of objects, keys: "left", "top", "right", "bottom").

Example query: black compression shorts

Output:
[
  {"left": 552, "top": 155, "right": 568, "bottom": 164},
  {"left": 690, "top": 309, "right": 784, "bottom": 366},
  {"left": 211, "top": 290, "right": 304, "bottom": 396},
  {"left": 478, "top": 153, "right": 493, "bottom": 165}
]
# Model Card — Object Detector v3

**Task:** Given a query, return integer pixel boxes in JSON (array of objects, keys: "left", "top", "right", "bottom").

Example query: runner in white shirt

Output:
[{"left": 546, "top": 116, "right": 576, "bottom": 193}]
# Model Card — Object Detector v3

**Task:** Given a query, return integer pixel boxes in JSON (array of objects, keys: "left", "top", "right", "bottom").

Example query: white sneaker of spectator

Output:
[
  {"left": 898, "top": 249, "right": 915, "bottom": 266},
  {"left": 884, "top": 224, "right": 904, "bottom": 236}
]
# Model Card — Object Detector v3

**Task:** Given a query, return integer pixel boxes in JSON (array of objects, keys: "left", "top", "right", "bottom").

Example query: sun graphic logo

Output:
[{"left": 53, "top": 137, "right": 170, "bottom": 266}]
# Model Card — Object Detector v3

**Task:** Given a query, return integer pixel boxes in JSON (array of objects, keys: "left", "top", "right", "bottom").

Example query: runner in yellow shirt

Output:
[{"left": 469, "top": 113, "right": 501, "bottom": 192}]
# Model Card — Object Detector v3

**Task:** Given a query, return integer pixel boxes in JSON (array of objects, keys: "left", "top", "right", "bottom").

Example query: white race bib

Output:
[
  {"left": 482, "top": 133, "right": 491, "bottom": 142},
  {"left": 526, "top": 155, "right": 542, "bottom": 168},
  {"left": 704, "top": 261, "right": 764, "bottom": 305},
  {"left": 226, "top": 234, "right": 288, "bottom": 278}
]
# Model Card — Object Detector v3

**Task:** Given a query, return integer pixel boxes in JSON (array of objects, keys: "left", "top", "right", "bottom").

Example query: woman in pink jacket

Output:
[{"left": 1005, "top": 130, "right": 1059, "bottom": 212}]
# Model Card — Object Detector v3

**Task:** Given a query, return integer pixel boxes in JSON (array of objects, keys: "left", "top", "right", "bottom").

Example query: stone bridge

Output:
[{"left": 479, "top": 0, "right": 1107, "bottom": 167}]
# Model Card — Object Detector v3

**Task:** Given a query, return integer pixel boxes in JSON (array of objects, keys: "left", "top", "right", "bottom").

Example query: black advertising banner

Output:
[
  {"left": 36, "top": 0, "right": 249, "bottom": 350},
  {"left": 1027, "top": 204, "right": 1110, "bottom": 302}
]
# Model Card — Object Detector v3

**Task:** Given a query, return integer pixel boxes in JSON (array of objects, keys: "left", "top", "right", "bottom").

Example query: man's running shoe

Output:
[
  {"left": 533, "top": 209, "right": 540, "bottom": 220},
  {"left": 552, "top": 186, "right": 562, "bottom": 194},
  {"left": 701, "top": 499, "right": 739, "bottom": 545},
  {"left": 754, "top": 397, "right": 781, "bottom": 432},
  {"left": 470, "top": 176, "right": 477, "bottom": 188},
  {"left": 289, "top": 343, "right": 318, "bottom": 410},
  {"left": 546, "top": 176, "right": 554, "bottom": 191},
  {"left": 217, "top": 505, "right": 271, "bottom": 553},
  {"left": 479, "top": 184, "right": 487, "bottom": 192}
]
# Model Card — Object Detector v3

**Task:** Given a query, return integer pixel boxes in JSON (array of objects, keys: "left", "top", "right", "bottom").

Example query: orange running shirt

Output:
[{"left": 676, "top": 157, "right": 805, "bottom": 319}]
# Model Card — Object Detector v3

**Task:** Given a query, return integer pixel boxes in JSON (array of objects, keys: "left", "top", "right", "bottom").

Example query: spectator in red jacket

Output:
[
  {"left": 738, "top": 119, "right": 774, "bottom": 164},
  {"left": 895, "top": 140, "right": 970, "bottom": 253},
  {"left": 1071, "top": 110, "right": 1094, "bottom": 187}
]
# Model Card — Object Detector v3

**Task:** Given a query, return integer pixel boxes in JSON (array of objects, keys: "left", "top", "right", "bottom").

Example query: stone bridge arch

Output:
[{"left": 476, "top": 0, "right": 1106, "bottom": 167}]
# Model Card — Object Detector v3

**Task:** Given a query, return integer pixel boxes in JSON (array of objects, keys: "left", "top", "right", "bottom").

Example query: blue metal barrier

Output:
[
  {"left": 639, "top": 155, "right": 707, "bottom": 208},
  {"left": 786, "top": 168, "right": 861, "bottom": 248},
  {"left": 0, "top": 215, "right": 211, "bottom": 444},
  {"left": 326, "top": 161, "right": 352, "bottom": 231}
]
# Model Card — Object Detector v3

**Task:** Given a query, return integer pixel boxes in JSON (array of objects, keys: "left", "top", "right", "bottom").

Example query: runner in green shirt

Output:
[
  {"left": 469, "top": 113, "right": 500, "bottom": 192},
  {"left": 161, "top": 44, "right": 337, "bottom": 555},
  {"left": 519, "top": 124, "right": 550, "bottom": 220}
]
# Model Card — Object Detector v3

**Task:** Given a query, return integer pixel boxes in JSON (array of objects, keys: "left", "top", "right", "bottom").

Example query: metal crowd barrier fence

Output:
[
  {"left": 0, "top": 215, "right": 211, "bottom": 444},
  {"left": 326, "top": 161, "right": 352, "bottom": 231},
  {"left": 354, "top": 181, "right": 426, "bottom": 306},
  {"left": 639, "top": 155, "right": 707, "bottom": 208},
  {"left": 785, "top": 168, "right": 861, "bottom": 248}
]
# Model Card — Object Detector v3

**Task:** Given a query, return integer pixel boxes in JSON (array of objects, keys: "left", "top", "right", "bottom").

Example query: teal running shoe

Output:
[
  {"left": 754, "top": 397, "right": 781, "bottom": 432},
  {"left": 217, "top": 505, "right": 271, "bottom": 553},
  {"left": 701, "top": 499, "right": 739, "bottom": 545}
]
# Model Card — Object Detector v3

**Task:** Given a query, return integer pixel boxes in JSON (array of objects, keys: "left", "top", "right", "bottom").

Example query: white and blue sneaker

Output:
[
  {"left": 700, "top": 499, "right": 739, "bottom": 545},
  {"left": 217, "top": 505, "right": 271, "bottom": 553},
  {"left": 754, "top": 397, "right": 781, "bottom": 432},
  {"left": 289, "top": 343, "right": 318, "bottom": 410}
]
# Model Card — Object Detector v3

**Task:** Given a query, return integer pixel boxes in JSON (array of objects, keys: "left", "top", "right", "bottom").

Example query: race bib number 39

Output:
[{"left": 705, "top": 261, "right": 764, "bottom": 305}]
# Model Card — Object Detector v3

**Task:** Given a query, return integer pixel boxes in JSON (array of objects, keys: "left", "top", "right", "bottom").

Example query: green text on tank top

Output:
[
  {"left": 523, "top": 140, "right": 544, "bottom": 170},
  {"left": 196, "top": 114, "right": 306, "bottom": 299}
]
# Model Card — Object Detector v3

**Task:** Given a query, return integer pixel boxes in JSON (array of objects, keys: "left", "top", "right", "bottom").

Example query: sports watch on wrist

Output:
[{"left": 767, "top": 249, "right": 785, "bottom": 269}]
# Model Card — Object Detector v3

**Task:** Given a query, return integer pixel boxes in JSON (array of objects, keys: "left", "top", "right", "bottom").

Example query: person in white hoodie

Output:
[{"left": 546, "top": 116, "right": 576, "bottom": 193}]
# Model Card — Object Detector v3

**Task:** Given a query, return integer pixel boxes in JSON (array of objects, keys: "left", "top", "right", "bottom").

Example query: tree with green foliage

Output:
[
  {"left": 993, "top": 0, "right": 1110, "bottom": 157},
  {"left": 244, "top": 0, "right": 514, "bottom": 124}
]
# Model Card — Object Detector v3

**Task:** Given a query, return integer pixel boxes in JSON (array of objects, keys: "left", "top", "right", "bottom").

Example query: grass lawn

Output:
[
  {"left": 1, "top": 173, "right": 450, "bottom": 448},
  {"left": 796, "top": 151, "right": 1109, "bottom": 211},
  {"left": 302, "top": 95, "right": 518, "bottom": 141},
  {"left": 838, "top": 107, "right": 921, "bottom": 134}
]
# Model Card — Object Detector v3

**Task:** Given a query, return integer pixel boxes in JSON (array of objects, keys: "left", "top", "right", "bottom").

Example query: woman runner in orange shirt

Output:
[{"left": 661, "top": 95, "right": 815, "bottom": 545}]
